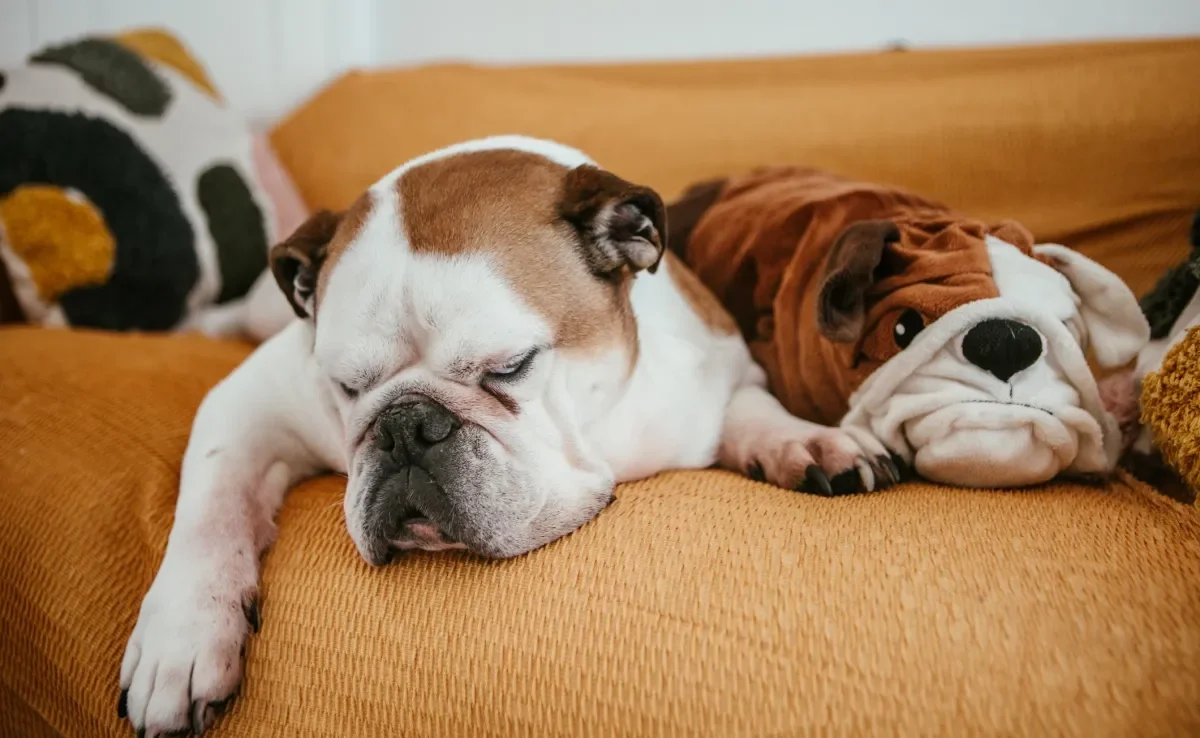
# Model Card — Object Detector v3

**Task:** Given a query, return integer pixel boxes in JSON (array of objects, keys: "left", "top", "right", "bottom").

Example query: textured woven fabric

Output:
[
  {"left": 1, "top": 327, "right": 1199, "bottom": 736},
  {"left": 272, "top": 39, "right": 1200, "bottom": 299}
]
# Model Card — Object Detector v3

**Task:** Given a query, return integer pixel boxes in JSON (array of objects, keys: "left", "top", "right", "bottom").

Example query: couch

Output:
[{"left": 2, "top": 38, "right": 1200, "bottom": 737}]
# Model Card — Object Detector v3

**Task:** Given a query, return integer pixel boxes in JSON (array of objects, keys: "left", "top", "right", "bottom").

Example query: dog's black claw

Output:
[
  {"left": 878, "top": 455, "right": 900, "bottom": 486},
  {"left": 190, "top": 699, "right": 206, "bottom": 736},
  {"left": 747, "top": 461, "right": 766, "bottom": 482},
  {"left": 889, "top": 452, "right": 909, "bottom": 480},
  {"left": 117, "top": 689, "right": 128, "bottom": 719},
  {"left": 242, "top": 595, "right": 260, "bottom": 634},
  {"left": 210, "top": 694, "right": 235, "bottom": 716},
  {"left": 802, "top": 466, "right": 835, "bottom": 497},
  {"left": 202, "top": 694, "right": 236, "bottom": 731},
  {"left": 830, "top": 469, "right": 861, "bottom": 496}
]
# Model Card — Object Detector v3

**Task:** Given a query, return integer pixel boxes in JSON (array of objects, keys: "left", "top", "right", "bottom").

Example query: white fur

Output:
[{"left": 119, "top": 136, "right": 883, "bottom": 734}]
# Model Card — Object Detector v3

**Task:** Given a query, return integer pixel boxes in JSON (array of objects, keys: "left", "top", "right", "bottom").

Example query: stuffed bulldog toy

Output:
[{"left": 668, "top": 168, "right": 1150, "bottom": 488}]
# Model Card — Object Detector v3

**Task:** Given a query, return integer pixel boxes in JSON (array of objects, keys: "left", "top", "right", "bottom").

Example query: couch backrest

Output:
[{"left": 270, "top": 39, "right": 1200, "bottom": 296}]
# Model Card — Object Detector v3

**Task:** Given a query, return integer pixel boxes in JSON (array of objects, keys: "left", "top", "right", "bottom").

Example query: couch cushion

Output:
[
  {"left": 271, "top": 38, "right": 1200, "bottom": 298},
  {"left": 1, "top": 326, "right": 1198, "bottom": 736}
]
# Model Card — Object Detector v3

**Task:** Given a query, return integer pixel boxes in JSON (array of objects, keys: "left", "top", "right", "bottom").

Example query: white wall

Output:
[
  {"left": 0, "top": 0, "right": 375, "bottom": 124},
  {"left": 2, "top": 0, "right": 1199, "bottom": 123},
  {"left": 377, "top": 0, "right": 1200, "bottom": 65}
]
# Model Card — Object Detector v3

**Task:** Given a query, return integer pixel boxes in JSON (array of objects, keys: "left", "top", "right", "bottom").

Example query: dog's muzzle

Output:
[{"left": 363, "top": 396, "right": 466, "bottom": 563}]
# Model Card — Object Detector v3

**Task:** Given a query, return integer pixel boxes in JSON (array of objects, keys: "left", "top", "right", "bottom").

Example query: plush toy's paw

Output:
[
  {"left": 119, "top": 551, "right": 258, "bottom": 736},
  {"left": 745, "top": 425, "right": 903, "bottom": 496}
]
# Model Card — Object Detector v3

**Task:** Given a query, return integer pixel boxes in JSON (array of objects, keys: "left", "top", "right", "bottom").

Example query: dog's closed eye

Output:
[{"left": 486, "top": 349, "right": 540, "bottom": 383}]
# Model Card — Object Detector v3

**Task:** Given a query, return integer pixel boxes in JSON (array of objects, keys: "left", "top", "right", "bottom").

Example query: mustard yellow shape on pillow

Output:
[
  {"left": 114, "top": 28, "right": 222, "bottom": 101},
  {"left": 0, "top": 186, "right": 116, "bottom": 302},
  {"left": 1140, "top": 323, "right": 1200, "bottom": 497}
]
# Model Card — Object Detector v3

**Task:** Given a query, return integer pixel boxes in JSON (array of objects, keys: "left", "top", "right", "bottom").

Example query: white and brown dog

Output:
[{"left": 117, "top": 136, "right": 900, "bottom": 735}]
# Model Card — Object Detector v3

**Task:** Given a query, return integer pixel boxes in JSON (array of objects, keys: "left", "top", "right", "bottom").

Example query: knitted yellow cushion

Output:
[{"left": 1140, "top": 324, "right": 1200, "bottom": 494}]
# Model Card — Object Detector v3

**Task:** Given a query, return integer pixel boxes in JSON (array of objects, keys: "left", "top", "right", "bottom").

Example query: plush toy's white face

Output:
[{"left": 842, "top": 238, "right": 1149, "bottom": 488}]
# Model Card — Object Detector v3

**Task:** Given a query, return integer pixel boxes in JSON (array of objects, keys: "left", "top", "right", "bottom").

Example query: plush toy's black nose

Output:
[
  {"left": 375, "top": 397, "right": 461, "bottom": 463},
  {"left": 962, "top": 319, "right": 1043, "bottom": 382}
]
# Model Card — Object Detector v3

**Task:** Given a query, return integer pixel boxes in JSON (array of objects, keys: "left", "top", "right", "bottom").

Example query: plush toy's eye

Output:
[{"left": 893, "top": 309, "right": 925, "bottom": 349}]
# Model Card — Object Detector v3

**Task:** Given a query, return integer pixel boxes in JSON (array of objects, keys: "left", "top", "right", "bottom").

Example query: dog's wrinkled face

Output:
[
  {"left": 268, "top": 138, "right": 667, "bottom": 563},
  {"left": 820, "top": 223, "right": 1149, "bottom": 487}
]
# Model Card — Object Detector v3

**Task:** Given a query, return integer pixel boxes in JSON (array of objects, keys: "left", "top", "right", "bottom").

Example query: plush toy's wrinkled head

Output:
[{"left": 671, "top": 168, "right": 1150, "bottom": 488}]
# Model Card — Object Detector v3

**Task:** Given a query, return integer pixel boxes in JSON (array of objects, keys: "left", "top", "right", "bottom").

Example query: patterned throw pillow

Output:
[{"left": 0, "top": 27, "right": 304, "bottom": 334}]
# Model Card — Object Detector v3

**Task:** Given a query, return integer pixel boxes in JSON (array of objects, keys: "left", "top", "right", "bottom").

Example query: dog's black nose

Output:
[
  {"left": 376, "top": 397, "right": 461, "bottom": 462},
  {"left": 962, "top": 318, "right": 1043, "bottom": 382}
]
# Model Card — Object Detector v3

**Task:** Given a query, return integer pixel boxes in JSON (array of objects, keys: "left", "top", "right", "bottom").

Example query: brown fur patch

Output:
[{"left": 395, "top": 149, "right": 638, "bottom": 357}]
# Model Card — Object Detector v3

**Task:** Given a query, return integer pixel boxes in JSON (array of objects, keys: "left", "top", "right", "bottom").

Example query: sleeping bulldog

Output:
[
  {"left": 117, "top": 138, "right": 900, "bottom": 736},
  {"left": 668, "top": 167, "right": 1150, "bottom": 489}
]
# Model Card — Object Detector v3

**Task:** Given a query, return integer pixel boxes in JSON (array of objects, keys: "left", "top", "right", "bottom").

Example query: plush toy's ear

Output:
[
  {"left": 1035, "top": 243, "right": 1150, "bottom": 367},
  {"left": 817, "top": 219, "right": 901, "bottom": 342},
  {"left": 558, "top": 165, "right": 667, "bottom": 278},
  {"left": 269, "top": 209, "right": 343, "bottom": 319}
]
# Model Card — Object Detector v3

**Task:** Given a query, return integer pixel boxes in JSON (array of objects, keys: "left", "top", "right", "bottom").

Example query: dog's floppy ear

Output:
[
  {"left": 559, "top": 165, "right": 667, "bottom": 278},
  {"left": 1035, "top": 243, "right": 1150, "bottom": 367},
  {"left": 817, "top": 219, "right": 902, "bottom": 342},
  {"left": 270, "top": 209, "right": 343, "bottom": 319}
]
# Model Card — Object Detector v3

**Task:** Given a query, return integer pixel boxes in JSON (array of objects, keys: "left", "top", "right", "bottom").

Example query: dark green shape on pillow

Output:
[
  {"left": 0, "top": 71, "right": 6, "bottom": 93},
  {"left": 197, "top": 164, "right": 269, "bottom": 303},
  {"left": 0, "top": 108, "right": 198, "bottom": 330},
  {"left": 30, "top": 38, "right": 170, "bottom": 117},
  {"left": 1140, "top": 211, "right": 1200, "bottom": 339}
]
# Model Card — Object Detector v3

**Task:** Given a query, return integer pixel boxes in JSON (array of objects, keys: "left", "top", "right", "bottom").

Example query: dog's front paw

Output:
[
  {"left": 745, "top": 425, "right": 903, "bottom": 497},
  {"left": 119, "top": 554, "right": 258, "bottom": 736}
]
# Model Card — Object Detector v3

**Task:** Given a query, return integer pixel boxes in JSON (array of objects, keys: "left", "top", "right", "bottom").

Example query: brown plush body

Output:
[{"left": 669, "top": 167, "right": 1040, "bottom": 426}]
